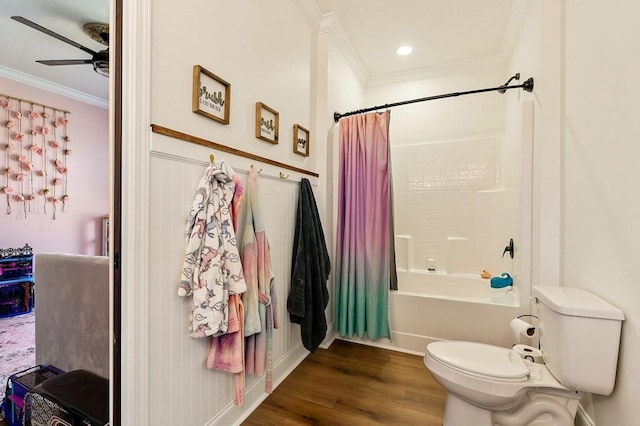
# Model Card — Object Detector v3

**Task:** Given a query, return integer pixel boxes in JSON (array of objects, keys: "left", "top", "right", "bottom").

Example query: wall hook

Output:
[
  {"left": 250, "top": 164, "right": 263, "bottom": 173},
  {"left": 209, "top": 154, "right": 215, "bottom": 163},
  {"left": 279, "top": 172, "right": 289, "bottom": 179},
  {"left": 502, "top": 238, "right": 514, "bottom": 259}
]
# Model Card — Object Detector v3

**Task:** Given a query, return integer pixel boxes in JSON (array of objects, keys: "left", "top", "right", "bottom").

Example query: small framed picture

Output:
[
  {"left": 192, "top": 65, "right": 231, "bottom": 125},
  {"left": 255, "top": 102, "right": 279, "bottom": 144},
  {"left": 293, "top": 124, "right": 309, "bottom": 157}
]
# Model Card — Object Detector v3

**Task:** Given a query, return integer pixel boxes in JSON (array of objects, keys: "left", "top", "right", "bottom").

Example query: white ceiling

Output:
[
  {"left": 0, "top": 0, "right": 517, "bottom": 103},
  {"left": 315, "top": 0, "right": 518, "bottom": 84}
]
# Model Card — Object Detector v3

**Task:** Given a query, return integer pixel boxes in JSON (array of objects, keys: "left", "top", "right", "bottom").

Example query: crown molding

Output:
[
  {"left": 319, "top": 12, "right": 369, "bottom": 86},
  {"left": 367, "top": 53, "right": 507, "bottom": 88},
  {"left": 500, "top": 0, "right": 532, "bottom": 61},
  {"left": 0, "top": 65, "right": 108, "bottom": 109},
  {"left": 293, "top": 0, "right": 323, "bottom": 31},
  {"left": 293, "top": 0, "right": 369, "bottom": 87}
]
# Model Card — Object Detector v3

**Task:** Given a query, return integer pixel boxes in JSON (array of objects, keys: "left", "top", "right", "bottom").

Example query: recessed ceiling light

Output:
[{"left": 396, "top": 45, "right": 413, "bottom": 56}]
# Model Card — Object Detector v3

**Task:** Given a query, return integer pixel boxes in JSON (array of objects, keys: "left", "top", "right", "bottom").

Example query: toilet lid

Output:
[{"left": 427, "top": 341, "right": 529, "bottom": 380}]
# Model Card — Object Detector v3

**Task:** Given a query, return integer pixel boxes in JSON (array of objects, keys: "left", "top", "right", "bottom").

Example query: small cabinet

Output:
[{"left": 0, "top": 244, "right": 34, "bottom": 318}]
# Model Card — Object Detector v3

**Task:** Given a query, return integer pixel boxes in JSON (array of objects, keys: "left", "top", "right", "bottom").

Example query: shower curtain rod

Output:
[{"left": 333, "top": 73, "right": 534, "bottom": 123}]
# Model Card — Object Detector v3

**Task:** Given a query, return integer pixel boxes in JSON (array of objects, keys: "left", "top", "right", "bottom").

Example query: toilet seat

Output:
[
  {"left": 427, "top": 341, "right": 529, "bottom": 381},
  {"left": 424, "top": 340, "right": 573, "bottom": 412}
]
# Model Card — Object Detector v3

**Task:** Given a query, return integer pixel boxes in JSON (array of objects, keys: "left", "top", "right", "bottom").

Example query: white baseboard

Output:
[
  {"left": 575, "top": 403, "right": 596, "bottom": 426},
  {"left": 319, "top": 333, "right": 336, "bottom": 349},
  {"left": 204, "top": 343, "right": 310, "bottom": 426},
  {"left": 319, "top": 321, "right": 336, "bottom": 349},
  {"left": 334, "top": 331, "right": 437, "bottom": 357}
]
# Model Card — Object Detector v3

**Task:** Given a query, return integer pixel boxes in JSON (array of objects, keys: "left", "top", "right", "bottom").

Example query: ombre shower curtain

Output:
[{"left": 335, "top": 111, "right": 397, "bottom": 340}]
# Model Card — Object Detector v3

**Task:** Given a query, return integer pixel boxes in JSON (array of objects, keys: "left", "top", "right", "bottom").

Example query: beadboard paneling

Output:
[{"left": 148, "top": 151, "right": 310, "bottom": 425}]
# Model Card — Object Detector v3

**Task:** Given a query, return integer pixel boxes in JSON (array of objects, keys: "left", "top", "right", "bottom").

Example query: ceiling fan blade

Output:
[
  {"left": 11, "top": 16, "right": 98, "bottom": 57},
  {"left": 36, "top": 59, "right": 94, "bottom": 66}
]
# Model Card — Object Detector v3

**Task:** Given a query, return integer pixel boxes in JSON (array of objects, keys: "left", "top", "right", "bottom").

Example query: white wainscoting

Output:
[{"left": 148, "top": 149, "right": 312, "bottom": 425}]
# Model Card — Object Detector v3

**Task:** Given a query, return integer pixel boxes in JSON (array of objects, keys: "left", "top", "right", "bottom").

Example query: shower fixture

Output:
[
  {"left": 498, "top": 73, "right": 521, "bottom": 93},
  {"left": 502, "top": 238, "right": 515, "bottom": 259},
  {"left": 334, "top": 73, "right": 535, "bottom": 122}
]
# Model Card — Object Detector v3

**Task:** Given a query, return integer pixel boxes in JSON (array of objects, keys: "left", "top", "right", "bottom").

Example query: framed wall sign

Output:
[
  {"left": 293, "top": 124, "right": 309, "bottom": 157},
  {"left": 192, "top": 65, "right": 231, "bottom": 125},
  {"left": 255, "top": 102, "right": 279, "bottom": 144}
]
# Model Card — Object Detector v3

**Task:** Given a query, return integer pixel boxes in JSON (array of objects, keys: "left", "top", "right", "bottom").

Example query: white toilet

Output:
[{"left": 424, "top": 286, "right": 624, "bottom": 426}]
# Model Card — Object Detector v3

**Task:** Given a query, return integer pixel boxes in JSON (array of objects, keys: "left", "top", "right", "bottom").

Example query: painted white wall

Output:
[
  {"left": 150, "top": 1, "right": 317, "bottom": 174},
  {"left": 505, "top": 1, "right": 640, "bottom": 423},
  {"left": 326, "top": 35, "right": 366, "bottom": 116},
  {"left": 504, "top": 1, "right": 540, "bottom": 315},
  {"left": 536, "top": 1, "right": 564, "bottom": 288},
  {"left": 122, "top": 1, "right": 326, "bottom": 424},
  {"left": 562, "top": 1, "right": 640, "bottom": 424},
  {"left": 0, "top": 77, "right": 108, "bottom": 256},
  {"left": 365, "top": 68, "right": 508, "bottom": 144},
  {"left": 505, "top": 1, "right": 540, "bottom": 193},
  {"left": 506, "top": 2, "right": 640, "bottom": 422}
]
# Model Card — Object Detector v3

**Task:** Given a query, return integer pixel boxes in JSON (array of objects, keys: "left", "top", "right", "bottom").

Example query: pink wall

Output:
[{"left": 0, "top": 77, "right": 108, "bottom": 255}]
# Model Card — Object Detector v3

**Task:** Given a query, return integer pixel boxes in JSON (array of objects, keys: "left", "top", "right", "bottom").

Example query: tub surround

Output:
[{"left": 390, "top": 270, "right": 520, "bottom": 353}]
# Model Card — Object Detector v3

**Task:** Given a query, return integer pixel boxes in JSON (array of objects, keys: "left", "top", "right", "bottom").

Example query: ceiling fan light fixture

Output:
[
  {"left": 93, "top": 60, "right": 109, "bottom": 77},
  {"left": 12, "top": 16, "right": 110, "bottom": 79},
  {"left": 83, "top": 22, "right": 109, "bottom": 46}
]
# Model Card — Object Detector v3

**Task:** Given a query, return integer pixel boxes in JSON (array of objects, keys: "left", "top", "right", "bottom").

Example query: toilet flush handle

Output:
[{"left": 502, "top": 238, "right": 514, "bottom": 259}]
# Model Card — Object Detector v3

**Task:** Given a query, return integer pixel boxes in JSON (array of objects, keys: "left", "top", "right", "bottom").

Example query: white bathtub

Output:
[
  {"left": 388, "top": 270, "right": 521, "bottom": 354},
  {"left": 396, "top": 270, "right": 518, "bottom": 305}
]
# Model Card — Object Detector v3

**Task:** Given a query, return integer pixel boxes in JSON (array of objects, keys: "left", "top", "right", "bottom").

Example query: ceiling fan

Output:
[{"left": 11, "top": 16, "right": 109, "bottom": 77}]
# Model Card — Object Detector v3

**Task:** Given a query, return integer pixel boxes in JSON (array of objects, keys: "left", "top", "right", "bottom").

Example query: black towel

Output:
[{"left": 287, "top": 178, "right": 331, "bottom": 353}]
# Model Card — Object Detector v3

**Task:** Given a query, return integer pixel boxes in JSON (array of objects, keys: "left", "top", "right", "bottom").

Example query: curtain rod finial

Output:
[{"left": 333, "top": 112, "right": 341, "bottom": 123}]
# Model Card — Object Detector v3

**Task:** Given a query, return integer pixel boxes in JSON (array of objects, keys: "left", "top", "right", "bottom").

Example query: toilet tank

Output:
[{"left": 534, "top": 286, "right": 624, "bottom": 395}]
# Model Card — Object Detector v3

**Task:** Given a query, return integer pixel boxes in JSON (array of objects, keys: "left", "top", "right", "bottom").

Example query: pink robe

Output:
[{"left": 241, "top": 167, "right": 279, "bottom": 393}]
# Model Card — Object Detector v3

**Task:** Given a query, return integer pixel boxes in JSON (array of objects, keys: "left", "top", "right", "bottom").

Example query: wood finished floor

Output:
[{"left": 243, "top": 339, "right": 446, "bottom": 425}]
